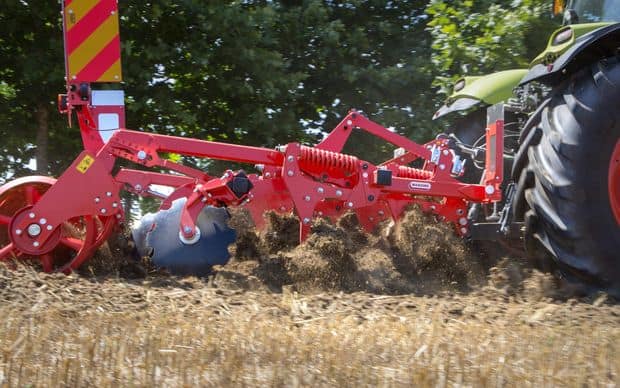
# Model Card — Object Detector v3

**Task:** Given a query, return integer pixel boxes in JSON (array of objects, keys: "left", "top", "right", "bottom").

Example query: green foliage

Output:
[
  {"left": 0, "top": 1, "right": 560, "bottom": 182},
  {"left": 426, "top": 0, "right": 559, "bottom": 95}
]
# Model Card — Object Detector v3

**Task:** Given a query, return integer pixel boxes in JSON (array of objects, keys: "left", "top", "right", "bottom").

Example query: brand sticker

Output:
[
  {"left": 76, "top": 155, "right": 95, "bottom": 174},
  {"left": 408, "top": 181, "right": 432, "bottom": 191}
]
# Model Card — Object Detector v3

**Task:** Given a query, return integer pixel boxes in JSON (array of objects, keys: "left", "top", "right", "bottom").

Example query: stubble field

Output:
[{"left": 0, "top": 209, "right": 618, "bottom": 387}]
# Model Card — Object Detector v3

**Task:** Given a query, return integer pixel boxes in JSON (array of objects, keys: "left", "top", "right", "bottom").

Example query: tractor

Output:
[{"left": 435, "top": 0, "right": 620, "bottom": 294}]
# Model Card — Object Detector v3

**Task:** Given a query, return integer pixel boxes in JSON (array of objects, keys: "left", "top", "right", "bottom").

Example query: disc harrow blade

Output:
[{"left": 132, "top": 198, "right": 236, "bottom": 276}]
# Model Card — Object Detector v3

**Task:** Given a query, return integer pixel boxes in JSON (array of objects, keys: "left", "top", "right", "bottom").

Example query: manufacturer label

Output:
[
  {"left": 76, "top": 155, "right": 95, "bottom": 174},
  {"left": 408, "top": 181, "right": 432, "bottom": 191}
]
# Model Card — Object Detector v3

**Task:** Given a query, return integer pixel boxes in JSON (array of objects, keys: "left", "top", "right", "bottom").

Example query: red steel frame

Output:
[{"left": 0, "top": 0, "right": 506, "bottom": 272}]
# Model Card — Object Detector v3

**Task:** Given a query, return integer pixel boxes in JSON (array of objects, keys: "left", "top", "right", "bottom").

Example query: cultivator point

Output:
[{"left": 0, "top": 0, "right": 506, "bottom": 275}]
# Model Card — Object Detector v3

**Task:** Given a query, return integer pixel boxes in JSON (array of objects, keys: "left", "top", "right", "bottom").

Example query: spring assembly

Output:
[
  {"left": 299, "top": 146, "right": 359, "bottom": 176},
  {"left": 397, "top": 165, "right": 433, "bottom": 180}
]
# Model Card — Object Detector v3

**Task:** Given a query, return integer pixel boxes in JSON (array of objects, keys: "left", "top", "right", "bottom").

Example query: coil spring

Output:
[
  {"left": 299, "top": 146, "right": 359, "bottom": 175},
  {"left": 397, "top": 165, "right": 433, "bottom": 180}
]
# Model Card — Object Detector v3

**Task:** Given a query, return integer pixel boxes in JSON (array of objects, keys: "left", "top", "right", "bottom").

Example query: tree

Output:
[{"left": 426, "top": 0, "right": 559, "bottom": 95}]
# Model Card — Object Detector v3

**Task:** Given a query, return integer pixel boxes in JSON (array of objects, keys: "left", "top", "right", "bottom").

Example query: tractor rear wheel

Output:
[{"left": 514, "top": 57, "right": 620, "bottom": 294}]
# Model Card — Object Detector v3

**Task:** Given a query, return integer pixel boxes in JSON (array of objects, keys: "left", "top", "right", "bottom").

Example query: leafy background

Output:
[{"left": 0, "top": 0, "right": 557, "bottom": 182}]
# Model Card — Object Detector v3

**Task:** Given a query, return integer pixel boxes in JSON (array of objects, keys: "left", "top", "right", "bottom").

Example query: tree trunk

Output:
[{"left": 34, "top": 104, "right": 49, "bottom": 175}]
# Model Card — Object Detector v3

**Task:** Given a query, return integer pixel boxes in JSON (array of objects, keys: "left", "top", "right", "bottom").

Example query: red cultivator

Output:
[{"left": 0, "top": 0, "right": 504, "bottom": 275}]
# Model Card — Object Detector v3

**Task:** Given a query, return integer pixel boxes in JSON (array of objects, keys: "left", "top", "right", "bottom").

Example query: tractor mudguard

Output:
[
  {"left": 520, "top": 22, "right": 620, "bottom": 86},
  {"left": 433, "top": 69, "right": 528, "bottom": 120}
]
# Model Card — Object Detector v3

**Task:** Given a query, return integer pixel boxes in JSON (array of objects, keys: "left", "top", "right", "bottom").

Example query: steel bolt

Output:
[
  {"left": 15, "top": 229, "right": 22, "bottom": 236},
  {"left": 137, "top": 150, "right": 147, "bottom": 160},
  {"left": 347, "top": 120, "right": 353, "bottom": 126},
  {"left": 485, "top": 185, "right": 495, "bottom": 195},
  {"left": 303, "top": 218, "right": 311, "bottom": 224},
  {"left": 95, "top": 197, "right": 101, "bottom": 203},
  {"left": 27, "top": 224, "right": 42, "bottom": 237},
  {"left": 100, "top": 209, "right": 107, "bottom": 214},
  {"left": 29, "top": 213, "right": 35, "bottom": 219},
  {"left": 33, "top": 241, "right": 40, "bottom": 248},
  {"left": 135, "top": 184, "right": 143, "bottom": 192},
  {"left": 112, "top": 202, "right": 118, "bottom": 208},
  {"left": 347, "top": 202, "right": 354, "bottom": 208},
  {"left": 336, "top": 190, "right": 343, "bottom": 197},
  {"left": 265, "top": 172, "right": 271, "bottom": 178},
  {"left": 106, "top": 192, "right": 112, "bottom": 197},
  {"left": 460, "top": 227, "right": 468, "bottom": 235},
  {"left": 456, "top": 209, "right": 464, "bottom": 216},
  {"left": 317, "top": 187, "right": 324, "bottom": 194},
  {"left": 39, "top": 218, "right": 47, "bottom": 225},
  {"left": 378, "top": 210, "right": 385, "bottom": 216},
  {"left": 443, "top": 149, "right": 449, "bottom": 156},
  {"left": 280, "top": 206, "right": 286, "bottom": 211},
  {"left": 287, "top": 155, "right": 294, "bottom": 163},
  {"left": 369, "top": 217, "right": 374, "bottom": 221},
  {"left": 287, "top": 170, "right": 294, "bottom": 177},
  {"left": 46, "top": 225, "right": 53, "bottom": 231},
  {"left": 439, "top": 164, "right": 445, "bottom": 170},
  {"left": 318, "top": 211, "right": 323, "bottom": 216},
  {"left": 183, "top": 226, "right": 193, "bottom": 235},
  {"left": 363, "top": 172, "right": 368, "bottom": 179},
  {"left": 116, "top": 214, "right": 122, "bottom": 219},
  {"left": 459, "top": 217, "right": 468, "bottom": 226},
  {"left": 304, "top": 195, "right": 311, "bottom": 202}
]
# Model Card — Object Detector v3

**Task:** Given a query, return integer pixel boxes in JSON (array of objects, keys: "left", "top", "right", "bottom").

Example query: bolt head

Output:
[
  {"left": 439, "top": 164, "right": 445, "bottom": 170},
  {"left": 46, "top": 225, "right": 53, "bottom": 231},
  {"left": 347, "top": 120, "right": 353, "bottom": 126},
  {"left": 287, "top": 155, "right": 294, "bottom": 162},
  {"left": 106, "top": 192, "right": 112, "bottom": 197},
  {"left": 265, "top": 172, "right": 271, "bottom": 178},
  {"left": 362, "top": 172, "right": 368, "bottom": 179},
  {"left": 135, "top": 184, "right": 143, "bottom": 192},
  {"left": 137, "top": 150, "right": 147, "bottom": 160},
  {"left": 304, "top": 195, "right": 311, "bottom": 202},
  {"left": 460, "top": 227, "right": 468, "bottom": 235},
  {"left": 33, "top": 241, "right": 40, "bottom": 248},
  {"left": 336, "top": 190, "right": 343, "bottom": 196},
  {"left": 303, "top": 218, "right": 311, "bottom": 224},
  {"left": 116, "top": 214, "right": 122, "bottom": 219},
  {"left": 287, "top": 170, "right": 294, "bottom": 177},
  {"left": 443, "top": 149, "right": 449, "bottom": 156},
  {"left": 39, "top": 218, "right": 47, "bottom": 225},
  {"left": 94, "top": 197, "right": 101, "bottom": 203},
  {"left": 378, "top": 211, "right": 385, "bottom": 216},
  {"left": 183, "top": 226, "right": 193, "bottom": 234},
  {"left": 456, "top": 209, "right": 464, "bottom": 216},
  {"left": 29, "top": 213, "right": 35, "bottom": 219},
  {"left": 100, "top": 209, "right": 107, "bottom": 214},
  {"left": 485, "top": 185, "right": 495, "bottom": 195},
  {"left": 317, "top": 187, "right": 324, "bottom": 194},
  {"left": 27, "top": 224, "right": 42, "bottom": 237},
  {"left": 347, "top": 202, "right": 353, "bottom": 208},
  {"left": 112, "top": 202, "right": 118, "bottom": 208},
  {"left": 15, "top": 229, "right": 22, "bottom": 236},
  {"left": 459, "top": 217, "right": 468, "bottom": 226}
]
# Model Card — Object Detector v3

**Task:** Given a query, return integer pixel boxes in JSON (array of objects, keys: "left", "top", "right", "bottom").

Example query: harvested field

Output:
[{"left": 0, "top": 208, "right": 618, "bottom": 386}]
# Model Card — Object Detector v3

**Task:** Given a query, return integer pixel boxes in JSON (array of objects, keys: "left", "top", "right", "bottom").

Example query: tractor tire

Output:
[{"left": 514, "top": 56, "right": 620, "bottom": 294}]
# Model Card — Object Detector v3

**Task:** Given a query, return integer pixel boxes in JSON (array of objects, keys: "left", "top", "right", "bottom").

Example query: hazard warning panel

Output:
[{"left": 63, "top": 0, "right": 122, "bottom": 83}]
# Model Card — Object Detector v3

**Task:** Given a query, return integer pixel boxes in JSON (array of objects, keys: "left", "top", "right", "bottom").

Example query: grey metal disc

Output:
[{"left": 132, "top": 198, "right": 236, "bottom": 276}]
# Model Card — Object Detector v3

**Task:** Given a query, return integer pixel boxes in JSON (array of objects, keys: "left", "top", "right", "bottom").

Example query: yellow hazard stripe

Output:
[
  {"left": 65, "top": 0, "right": 100, "bottom": 30},
  {"left": 68, "top": 15, "right": 119, "bottom": 77},
  {"left": 97, "top": 59, "right": 122, "bottom": 82}
]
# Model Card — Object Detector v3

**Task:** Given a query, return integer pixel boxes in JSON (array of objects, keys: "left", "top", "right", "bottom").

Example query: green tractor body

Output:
[{"left": 438, "top": 0, "right": 620, "bottom": 295}]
